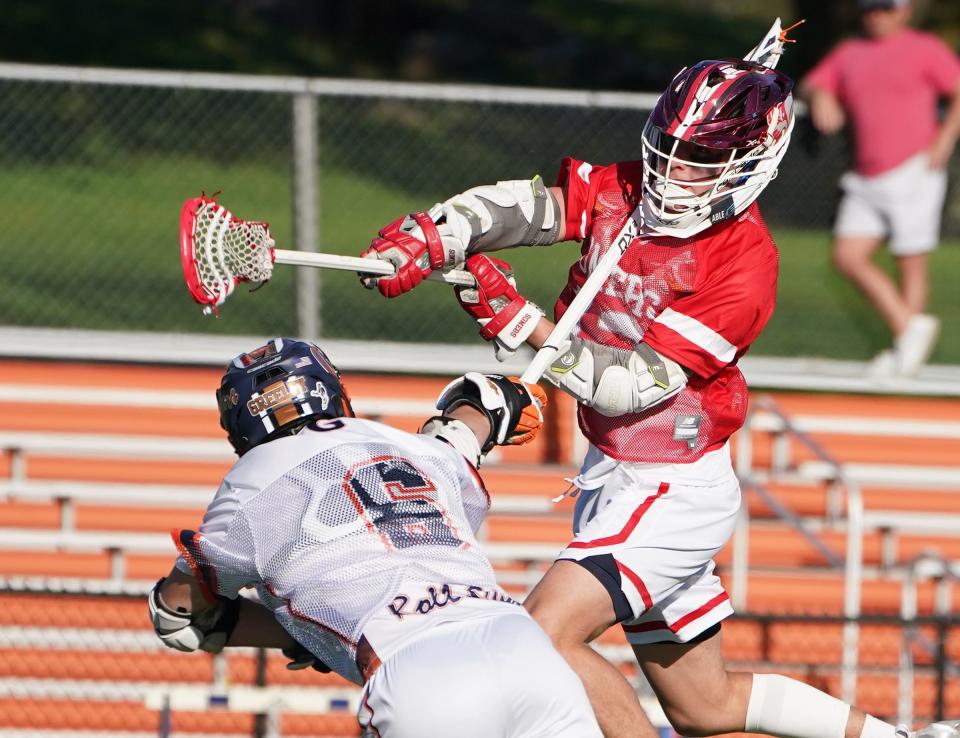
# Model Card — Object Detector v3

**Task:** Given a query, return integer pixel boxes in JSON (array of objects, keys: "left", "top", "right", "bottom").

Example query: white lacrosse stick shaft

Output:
[
  {"left": 519, "top": 206, "right": 643, "bottom": 385},
  {"left": 273, "top": 249, "right": 476, "bottom": 287}
]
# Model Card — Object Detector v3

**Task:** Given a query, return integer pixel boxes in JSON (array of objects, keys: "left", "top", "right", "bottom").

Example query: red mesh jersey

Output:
[{"left": 554, "top": 157, "right": 779, "bottom": 463}]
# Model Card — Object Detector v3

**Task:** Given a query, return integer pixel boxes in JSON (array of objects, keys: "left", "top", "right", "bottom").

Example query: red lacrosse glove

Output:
[
  {"left": 360, "top": 211, "right": 447, "bottom": 298},
  {"left": 455, "top": 255, "right": 544, "bottom": 360}
]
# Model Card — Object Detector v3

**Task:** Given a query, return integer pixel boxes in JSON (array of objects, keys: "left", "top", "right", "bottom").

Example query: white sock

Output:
[
  {"left": 745, "top": 673, "right": 850, "bottom": 738},
  {"left": 860, "top": 714, "right": 899, "bottom": 738}
]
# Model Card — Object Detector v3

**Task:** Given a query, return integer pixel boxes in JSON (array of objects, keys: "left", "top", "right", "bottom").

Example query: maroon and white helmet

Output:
[{"left": 641, "top": 59, "right": 795, "bottom": 238}]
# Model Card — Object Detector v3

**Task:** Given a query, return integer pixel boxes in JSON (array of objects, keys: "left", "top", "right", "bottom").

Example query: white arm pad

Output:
[
  {"left": 148, "top": 579, "right": 233, "bottom": 654},
  {"left": 544, "top": 339, "right": 688, "bottom": 416},
  {"left": 420, "top": 416, "right": 484, "bottom": 468},
  {"left": 440, "top": 176, "right": 562, "bottom": 255}
]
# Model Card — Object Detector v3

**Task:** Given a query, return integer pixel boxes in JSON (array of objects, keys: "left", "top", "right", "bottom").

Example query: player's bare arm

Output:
[{"left": 358, "top": 179, "right": 566, "bottom": 298}]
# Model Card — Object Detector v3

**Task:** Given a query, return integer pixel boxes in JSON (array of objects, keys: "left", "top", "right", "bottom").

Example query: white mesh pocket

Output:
[{"left": 193, "top": 200, "right": 274, "bottom": 289}]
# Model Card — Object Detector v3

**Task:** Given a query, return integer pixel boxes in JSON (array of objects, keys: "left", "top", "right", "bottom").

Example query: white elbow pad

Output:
[
  {"left": 148, "top": 578, "right": 238, "bottom": 654},
  {"left": 441, "top": 175, "right": 562, "bottom": 253},
  {"left": 544, "top": 339, "right": 688, "bottom": 416}
]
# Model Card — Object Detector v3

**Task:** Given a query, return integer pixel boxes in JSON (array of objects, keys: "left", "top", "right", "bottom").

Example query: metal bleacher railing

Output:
[
  {"left": 736, "top": 395, "right": 960, "bottom": 725},
  {"left": 897, "top": 555, "right": 960, "bottom": 728},
  {"left": 2, "top": 383, "right": 959, "bottom": 728}
]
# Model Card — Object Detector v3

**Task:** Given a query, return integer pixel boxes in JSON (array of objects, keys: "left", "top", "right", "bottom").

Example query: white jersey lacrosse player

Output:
[{"left": 147, "top": 337, "right": 601, "bottom": 738}]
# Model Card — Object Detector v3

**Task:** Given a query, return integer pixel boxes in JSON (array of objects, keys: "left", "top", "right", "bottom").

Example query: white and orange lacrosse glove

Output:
[
  {"left": 360, "top": 208, "right": 465, "bottom": 298},
  {"left": 455, "top": 254, "right": 545, "bottom": 361},
  {"left": 436, "top": 372, "right": 548, "bottom": 453}
]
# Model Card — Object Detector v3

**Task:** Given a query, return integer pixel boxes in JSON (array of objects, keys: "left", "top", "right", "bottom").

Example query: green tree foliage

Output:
[{"left": 7, "top": 0, "right": 956, "bottom": 88}]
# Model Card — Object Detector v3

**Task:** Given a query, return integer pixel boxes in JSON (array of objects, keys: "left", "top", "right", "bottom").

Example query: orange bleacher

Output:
[
  {"left": 2, "top": 358, "right": 959, "bottom": 733},
  {"left": 0, "top": 697, "right": 361, "bottom": 736}
]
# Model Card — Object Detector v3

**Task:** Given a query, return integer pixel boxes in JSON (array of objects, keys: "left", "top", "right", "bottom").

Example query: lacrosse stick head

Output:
[{"left": 179, "top": 194, "right": 276, "bottom": 314}]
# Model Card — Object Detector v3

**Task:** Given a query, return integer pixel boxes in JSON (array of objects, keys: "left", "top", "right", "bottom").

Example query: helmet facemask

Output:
[{"left": 640, "top": 60, "right": 795, "bottom": 239}]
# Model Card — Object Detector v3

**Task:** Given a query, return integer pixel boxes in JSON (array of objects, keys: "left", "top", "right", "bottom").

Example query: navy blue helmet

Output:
[{"left": 216, "top": 338, "right": 355, "bottom": 455}]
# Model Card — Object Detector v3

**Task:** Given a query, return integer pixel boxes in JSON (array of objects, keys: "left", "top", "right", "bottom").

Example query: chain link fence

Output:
[
  {"left": 1, "top": 586, "right": 956, "bottom": 737},
  {"left": 1, "top": 63, "right": 959, "bottom": 360}
]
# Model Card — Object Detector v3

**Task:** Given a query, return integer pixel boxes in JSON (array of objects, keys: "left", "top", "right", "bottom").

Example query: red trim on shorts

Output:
[
  {"left": 359, "top": 690, "right": 383, "bottom": 738},
  {"left": 566, "top": 482, "right": 670, "bottom": 549},
  {"left": 623, "top": 592, "right": 730, "bottom": 634},
  {"left": 670, "top": 592, "right": 730, "bottom": 632},
  {"left": 615, "top": 561, "right": 652, "bottom": 612}
]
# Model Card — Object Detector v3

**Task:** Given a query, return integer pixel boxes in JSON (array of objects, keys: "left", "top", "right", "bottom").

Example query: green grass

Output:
[
  {"left": 761, "top": 231, "right": 960, "bottom": 363},
  {"left": 1, "top": 157, "right": 958, "bottom": 363}
]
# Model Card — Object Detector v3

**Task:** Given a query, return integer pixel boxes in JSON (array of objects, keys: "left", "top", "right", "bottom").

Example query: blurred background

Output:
[
  {"left": 1, "top": 0, "right": 959, "bottom": 360},
  {"left": 1, "top": 2, "right": 959, "bottom": 738}
]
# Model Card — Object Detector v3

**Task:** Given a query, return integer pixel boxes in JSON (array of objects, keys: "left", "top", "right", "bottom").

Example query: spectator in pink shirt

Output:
[{"left": 801, "top": 0, "right": 960, "bottom": 377}]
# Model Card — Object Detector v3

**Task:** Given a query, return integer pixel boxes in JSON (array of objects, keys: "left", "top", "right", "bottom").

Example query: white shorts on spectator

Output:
[{"left": 835, "top": 152, "right": 948, "bottom": 256}]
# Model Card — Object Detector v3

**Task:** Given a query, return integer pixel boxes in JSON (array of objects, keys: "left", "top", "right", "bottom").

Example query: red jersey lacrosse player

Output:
[{"left": 358, "top": 36, "right": 948, "bottom": 738}]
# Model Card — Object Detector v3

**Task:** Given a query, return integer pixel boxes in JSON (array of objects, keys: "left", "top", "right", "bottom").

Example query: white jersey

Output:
[{"left": 174, "top": 417, "right": 517, "bottom": 685}]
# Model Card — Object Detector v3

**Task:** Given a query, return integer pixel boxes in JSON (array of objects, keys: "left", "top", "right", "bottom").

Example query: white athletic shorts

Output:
[
  {"left": 835, "top": 152, "right": 948, "bottom": 256},
  {"left": 358, "top": 610, "right": 602, "bottom": 737},
  {"left": 558, "top": 444, "right": 739, "bottom": 645}
]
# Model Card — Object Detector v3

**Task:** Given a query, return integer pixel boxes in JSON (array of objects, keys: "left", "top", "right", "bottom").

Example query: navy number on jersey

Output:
[{"left": 344, "top": 455, "right": 463, "bottom": 550}]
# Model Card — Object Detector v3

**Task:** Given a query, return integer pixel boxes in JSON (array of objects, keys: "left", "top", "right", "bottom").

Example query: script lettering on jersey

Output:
[
  {"left": 602, "top": 264, "right": 662, "bottom": 322},
  {"left": 466, "top": 585, "right": 520, "bottom": 606},
  {"left": 344, "top": 456, "right": 464, "bottom": 551},
  {"left": 388, "top": 583, "right": 519, "bottom": 621}
]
